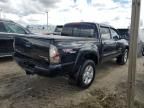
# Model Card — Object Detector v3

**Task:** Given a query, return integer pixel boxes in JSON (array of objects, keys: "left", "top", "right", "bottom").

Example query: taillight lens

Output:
[{"left": 49, "top": 44, "right": 60, "bottom": 64}]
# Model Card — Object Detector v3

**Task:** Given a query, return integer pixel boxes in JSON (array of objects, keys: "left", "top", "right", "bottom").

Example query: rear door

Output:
[
  {"left": 100, "top": 26, "right": 117, "bottom": 59},
  {"left": 110, "top": 28, "right": 121, "bottom": 54},
  {"left": 0, "top": 21, "right": 13, "bottom": 55}
]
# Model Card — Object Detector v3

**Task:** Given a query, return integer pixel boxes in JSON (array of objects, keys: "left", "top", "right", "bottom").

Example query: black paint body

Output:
[{"left": 14, "top": 22, "right": 129, "bottom": 76}]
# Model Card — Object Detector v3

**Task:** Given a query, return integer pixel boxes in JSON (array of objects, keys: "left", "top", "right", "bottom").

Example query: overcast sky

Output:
[{"left": 0, "top": 0, "right": 143, "bottom": 28}]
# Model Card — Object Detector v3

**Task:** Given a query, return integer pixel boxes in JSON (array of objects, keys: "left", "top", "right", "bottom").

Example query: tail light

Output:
[{"left": 49, "top": 44, "right": 60, "bottom": 64}]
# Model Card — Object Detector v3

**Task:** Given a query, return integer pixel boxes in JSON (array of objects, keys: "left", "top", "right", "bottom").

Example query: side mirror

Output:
[{"left": 113, "top": 35, "right": 119, "bottom": 40}]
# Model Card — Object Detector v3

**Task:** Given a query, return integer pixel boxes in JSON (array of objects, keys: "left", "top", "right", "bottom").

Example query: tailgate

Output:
[{"left": 14, "top": 36, "right": 51, "bottom": 61}]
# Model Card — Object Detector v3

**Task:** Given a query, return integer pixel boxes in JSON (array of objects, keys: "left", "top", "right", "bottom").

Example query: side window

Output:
[
  {"left": 100, "top": 27, "right": 111, "bottom": 40},
  {"left": 0, "top": 22, "right": 7, "bottom": 32},
  {"left": 4, "top": 23, "right": 15, "bottom": 33},
  {"left": 4, "top": 22, "right": 26, "bottom": 34},
  {"left": 110, "top": 29, "right": 119, "bottom": 39}
]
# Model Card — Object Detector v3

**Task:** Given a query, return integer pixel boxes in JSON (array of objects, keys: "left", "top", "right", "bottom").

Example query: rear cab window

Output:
[{"left": 61, "top": 23, "right": 98, "bottom": 38}]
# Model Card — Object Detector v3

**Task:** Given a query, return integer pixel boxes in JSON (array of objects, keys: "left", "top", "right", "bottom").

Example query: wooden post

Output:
[{"left": 127, "top": 0, "right": 141, "bottom": 108}]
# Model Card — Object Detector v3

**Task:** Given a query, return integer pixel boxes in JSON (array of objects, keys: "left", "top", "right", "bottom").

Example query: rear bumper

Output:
[
  {"left": 14, "top": 56, "right": 63, "bottom": 75},
  {"left": 14, "top": 53, "right": 74, "bottom": 76},
  {"left": 0, "top": 53, "right": 12, "bottom": 58}
]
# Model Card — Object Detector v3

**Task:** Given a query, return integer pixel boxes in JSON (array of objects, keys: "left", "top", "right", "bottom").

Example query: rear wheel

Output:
[
  {"left": 77, "top": 60, "right": 96, "bottom": 89},
  {"left": 116, "top": 49, "right": 128, "bottom": 65}
]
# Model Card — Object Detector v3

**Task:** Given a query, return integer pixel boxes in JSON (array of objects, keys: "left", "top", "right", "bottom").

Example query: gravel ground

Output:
[{"left": 0, "top": 57, "right": 143, "bottom": 108}]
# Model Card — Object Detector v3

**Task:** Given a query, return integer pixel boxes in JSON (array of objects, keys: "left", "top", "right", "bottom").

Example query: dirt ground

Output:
[{"left": 0, "top": 57, "right": 144, "bottom": 108}]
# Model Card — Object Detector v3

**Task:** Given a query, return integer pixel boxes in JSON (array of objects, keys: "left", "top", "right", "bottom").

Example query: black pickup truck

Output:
[{"left": 14, "top": 22, "right": 129, "bottom": 88}]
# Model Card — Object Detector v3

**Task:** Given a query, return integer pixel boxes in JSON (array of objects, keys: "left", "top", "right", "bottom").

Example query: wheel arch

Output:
[{"left": 70, "top": 50, "right": 99, "bottom": 79}]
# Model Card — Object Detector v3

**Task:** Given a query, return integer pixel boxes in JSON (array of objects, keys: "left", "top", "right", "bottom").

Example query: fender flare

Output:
[{"left": 70, "top": 49, "right": 99, "bottom": 80}]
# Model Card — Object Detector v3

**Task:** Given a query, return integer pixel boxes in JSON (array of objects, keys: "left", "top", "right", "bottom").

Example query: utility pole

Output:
[
  {"left": 127, "top": 0, "right": 141, "bottom": 108},
  {"left": 46, "top": 11, "right": 48, "bottom": 30}
]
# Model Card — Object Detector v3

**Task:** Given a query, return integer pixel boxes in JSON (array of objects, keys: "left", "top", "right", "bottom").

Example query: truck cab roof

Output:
[
  {"left": 64, "top": 22, "right": 113, "bottom": 28},
  {"left": 0, "top": 19, "right": 14, "bottom": 23}
]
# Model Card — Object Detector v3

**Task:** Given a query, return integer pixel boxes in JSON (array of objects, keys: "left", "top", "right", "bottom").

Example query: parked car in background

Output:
[
  {"left": 41, "top": 25, "right": 63, "bottom": 35},
  {"left": 117, "top": 28, "right": 144, "bottom": 56},
  {"left": 139, "top": 29, "right": 144, "bottom": 56},
  {"left": 14, "top": 22, "right": 129, "bottom": 88},
  {"left": 0, "top": 19, "right": 32, "bottom": 57},
  {"left": 53, "top": 25, "right": 63, "bottom": 35},
  {"left": 26, "top": 25, "right": 55, "bottom": 35},
  {"left": 117, "top": 28, "right": 129, "bottom": 40}
]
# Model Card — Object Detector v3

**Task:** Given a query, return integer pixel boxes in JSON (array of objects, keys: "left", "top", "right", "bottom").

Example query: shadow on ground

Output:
[{"left": 0, "top": 57, "right": 13, "bottom": 63}]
